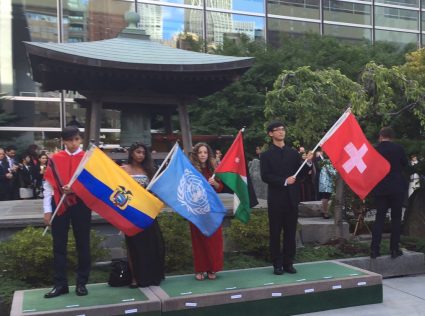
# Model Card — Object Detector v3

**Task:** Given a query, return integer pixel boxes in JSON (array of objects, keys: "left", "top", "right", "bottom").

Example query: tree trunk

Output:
[{"left": 333, "top": 175, "right": 345, "bottom": 244}]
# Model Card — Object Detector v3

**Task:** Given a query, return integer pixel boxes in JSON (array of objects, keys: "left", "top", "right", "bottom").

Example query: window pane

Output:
[
  {"left": 375, "top": 6, "right": 419, "bottom": 30},
  {"left": 324, "top": 24, "right": 372, "bottom": 43},
  {"left": 375, "top": 29, "right": 418, "bottom": 47},
  {"left": 69, "top": 0, "right": 131, "bottom": 42},
  {"left": 1, "top": 1, "right": 58, "bottom": 98},
  {"left": 268, "top": 0, "right": 320, "bottom": 19},
  {"left": 323, "top": 1, "right": 371, "bottom": 25},
  {"left": 0, "top": 130, "right": 62, "bottom": 153},
  {"left": 206, "top": 0, "right": 265, "bottom": 13},
  {"left": 267, "top": 18, "right": 320, "bottom": 46},
  {"left": 375, "top": 0, "right": 419, "bottom": 7},
  {"left": 0, "top": 98, "right": 60, "bottom": 127},
  {"left": 205, "top": 12, "right": 264, "bottom": 46},
  {"left": 169, "top": 0, "right": 203, "bottom": 5}
]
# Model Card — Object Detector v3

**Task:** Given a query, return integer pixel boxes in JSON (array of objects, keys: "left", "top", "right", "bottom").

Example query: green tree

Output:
[
  {"left": 355, "top": 61, "right": 425, "bottom": 139},
  {"left": 264, "top": 66, "right": 367, "bottom": 148},
  {"left": 189, "top": 35, "right": 409, "bottom": 153}
]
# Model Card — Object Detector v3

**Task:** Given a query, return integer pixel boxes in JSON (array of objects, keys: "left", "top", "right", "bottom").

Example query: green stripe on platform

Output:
[
  {"left": 22, "top": 283, "right": 148, "bottom": 313},
  {"left": 163, "top": 285, "right": 383, "bottom": 316},
  {"left": 161, "top": 262, "right": 366, "bottom": 297}
]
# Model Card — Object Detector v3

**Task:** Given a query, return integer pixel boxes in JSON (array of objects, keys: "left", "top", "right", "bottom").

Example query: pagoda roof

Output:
[
  {"left": 24, "top": 36, "right": 254, "bottom": 96},
  {"left": 24, "top": 37, "right": 253, "bottom": 72}
]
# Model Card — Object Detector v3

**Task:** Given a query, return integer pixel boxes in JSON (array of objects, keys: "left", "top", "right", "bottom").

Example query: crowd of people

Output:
[{"left": 0, "top": 145, "right": 50, "bottom": 201}]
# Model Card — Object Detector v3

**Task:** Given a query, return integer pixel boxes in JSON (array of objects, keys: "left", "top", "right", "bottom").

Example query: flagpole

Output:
[
  {"left": 42, "top": 146, "right": 95, "bottom": 236},
  {"left": 147, "top": 142, "right": 178, "bottom": 190},
  {"left": 292, "top": 107, "right": 352, "bottom": 178},
  {"left": 42, "top": 194, "right": 66, "bottom": 236}
]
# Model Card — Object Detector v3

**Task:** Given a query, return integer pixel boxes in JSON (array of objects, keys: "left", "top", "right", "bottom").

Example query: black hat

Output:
[
  {"left": 266, "top": 121, "right": 285, "bottom": 133},
  {"left": 61, "top": 126, "right": 81, "bottom": 140}
]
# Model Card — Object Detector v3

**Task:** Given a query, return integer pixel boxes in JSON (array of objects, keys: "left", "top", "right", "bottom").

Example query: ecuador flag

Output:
[{"left": 70, "top": 147, "right": 163, "bottom": 236}]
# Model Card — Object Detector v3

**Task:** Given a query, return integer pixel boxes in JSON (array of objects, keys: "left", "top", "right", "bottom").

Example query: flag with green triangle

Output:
[{"left": 215, "top": 130, "right": 258, "bottom": 223}]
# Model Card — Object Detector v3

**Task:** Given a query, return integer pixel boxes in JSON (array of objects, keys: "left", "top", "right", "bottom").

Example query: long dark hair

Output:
[
  {"left": 190, "top": 142, "right": 216, "bottom": 174},
  {"left": 127, "top": 142, "right": 155, "bottom": 179}
]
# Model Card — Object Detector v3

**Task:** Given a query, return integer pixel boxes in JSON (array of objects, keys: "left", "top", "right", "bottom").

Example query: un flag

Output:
[{"left": 149, "top": 145, "right": 226, "bottom": 237}]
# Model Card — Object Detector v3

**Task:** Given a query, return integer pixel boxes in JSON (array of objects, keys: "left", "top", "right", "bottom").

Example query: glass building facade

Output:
[{"left": 0, "top": 0, "right": 424, "bottom": 150}]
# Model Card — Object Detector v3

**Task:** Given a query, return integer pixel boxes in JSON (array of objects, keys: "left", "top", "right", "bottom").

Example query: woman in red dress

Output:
[{"left": 190, "top": 142, "right": 224, "bottom": 281}]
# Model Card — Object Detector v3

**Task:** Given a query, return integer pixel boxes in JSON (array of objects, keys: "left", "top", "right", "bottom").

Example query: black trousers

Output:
[
  {"left": 51, "top": 201, "right": 92, "bottom": 287},
  {"left": 267, "top": 190, "right": 298, "bottom": 268},
  {"left": 371, "top": 192, "right": 404, "bottom": 252}
]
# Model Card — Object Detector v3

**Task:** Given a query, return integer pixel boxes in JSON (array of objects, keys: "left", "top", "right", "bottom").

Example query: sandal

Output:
[
  {"left": 195, "top": 273, "right": 205, "bottom": 281},
  {"left": 207, "top": 272, "right": 217, "bottom": 280}
]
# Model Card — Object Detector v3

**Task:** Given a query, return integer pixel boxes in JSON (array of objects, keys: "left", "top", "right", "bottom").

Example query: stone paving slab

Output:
[{"left": 298, "top": 275, "right": 425, "bottom": 316}]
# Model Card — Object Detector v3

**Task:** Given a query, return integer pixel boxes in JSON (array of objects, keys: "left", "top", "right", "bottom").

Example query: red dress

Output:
[{"left": 190, "top": 166, "right": 224, "bottom": 273}]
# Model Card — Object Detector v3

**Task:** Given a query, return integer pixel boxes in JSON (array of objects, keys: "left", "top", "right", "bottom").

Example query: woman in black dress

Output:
[{"left": 121, "top": 143, "right": 165, "bottom": 287}]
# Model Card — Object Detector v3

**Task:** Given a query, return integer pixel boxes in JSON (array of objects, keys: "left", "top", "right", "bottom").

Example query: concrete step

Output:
[
  {"left": 298, "top": 217, "right": 350, "bottom": 244},
  {"left": 339, "top": 250, "right": 425, "bottom": 278}
]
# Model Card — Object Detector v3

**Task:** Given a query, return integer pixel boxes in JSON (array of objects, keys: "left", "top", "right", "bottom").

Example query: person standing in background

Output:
[
  {"left": 0, "top": 148, "right": 13, "bottom": 201},
  {"left": 370, "top": 127, "right": 408, "bottom": 259}
]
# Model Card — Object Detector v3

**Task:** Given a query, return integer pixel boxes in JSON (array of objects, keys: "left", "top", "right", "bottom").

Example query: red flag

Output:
[
  {"left": 321, "top": 113, "right": 390, "bottom": 200},
  {"left": 215, "top": 130, "right": 258, "bottom": 222}
]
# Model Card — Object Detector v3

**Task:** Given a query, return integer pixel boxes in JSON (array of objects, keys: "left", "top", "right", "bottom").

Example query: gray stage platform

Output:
[{"left": 11, "top": 261, "right": 382, "bottom": 316}]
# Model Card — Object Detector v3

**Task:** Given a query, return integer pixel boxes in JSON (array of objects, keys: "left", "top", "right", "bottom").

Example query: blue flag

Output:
[{"left": 149, "top": 145, "right": 226, "bottom": 237}]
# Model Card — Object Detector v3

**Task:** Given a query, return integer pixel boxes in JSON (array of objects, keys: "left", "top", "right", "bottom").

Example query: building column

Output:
[
  {"left": 88, "top": 99, "right": 102, "bottom": 146},
  {"left": 178, "top": 101, "right": 192, "bottom": 155},
  {"left": 163, "top": 112, "right": 173, "bottom": 134},
  {"left": 83, "top": 102, "right": 92, "bottom": 149}
]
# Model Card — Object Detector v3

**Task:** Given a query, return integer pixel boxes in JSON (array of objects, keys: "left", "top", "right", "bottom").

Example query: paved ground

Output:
[{"left": 300, "top": 274, "right": 425, "bottom": 316}]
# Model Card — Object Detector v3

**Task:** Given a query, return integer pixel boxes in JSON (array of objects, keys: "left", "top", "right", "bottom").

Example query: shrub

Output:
[
  {"left": 158, "top": 212, "right": 193, "bottom": 274},
  {"left": 224, "top": 210, "right": 270, "bottom": 260},
  {"left": 0, "top": 227, "right": 108, "bottom": 285}
]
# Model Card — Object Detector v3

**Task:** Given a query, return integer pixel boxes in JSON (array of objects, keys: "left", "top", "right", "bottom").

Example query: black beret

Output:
[{"left": 266, "top": 121, "right": 285, "bottom": 133}]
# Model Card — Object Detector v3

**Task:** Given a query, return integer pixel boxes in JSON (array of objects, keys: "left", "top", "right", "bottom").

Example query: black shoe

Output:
[
  {"left": 44, "top": 285, "right": 69, "bottom": 298},
  {"left": 273, "top": 267, "right": 284, "bottom": 275},
  {"left": 391, "top": 249, "right": 403, "bottom": 259},
  {"left": 370, "top": 250, "right": 381, "bottom": 259},
  {"left": 75, "top": 284, "right": 88, "bottom": 296},
  {"left": 283, "top": 265, "right": 297, "bottom": 274}
]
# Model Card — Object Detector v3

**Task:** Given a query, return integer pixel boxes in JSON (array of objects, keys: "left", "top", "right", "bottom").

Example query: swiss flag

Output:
[{"left": 321, "top": 113, "right": 390, "bottom": 200}]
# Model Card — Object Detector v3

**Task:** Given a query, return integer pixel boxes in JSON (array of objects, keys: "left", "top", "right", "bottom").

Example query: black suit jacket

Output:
[
  {"left": 260, "top": 144, "right": 310, "bottom": 209},
  {"left": 0, "top": 161, "right": 10, "bottom": 200},
  {"left": 373, "top": 141, "right": 408, "bottom": 196}
]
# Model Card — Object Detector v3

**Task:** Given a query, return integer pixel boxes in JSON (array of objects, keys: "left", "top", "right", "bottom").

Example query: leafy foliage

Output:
[
  {"left": 0, "top": 227, "right": 108, "bottom": 285},
  {"left": 189, "top": 34, "right": 409, "bottom": 153},
  {"left": 356, "top": 62, "right": 425, "bottom": 139},
  {"left": 224, "top": 210, "right": 270, "bottom": 259},
  {"left": 264, "top": 67, "right": 367, "bottom": 148},
  {"left": 158, "top": 212, "right": 193, "bottom": 274}
]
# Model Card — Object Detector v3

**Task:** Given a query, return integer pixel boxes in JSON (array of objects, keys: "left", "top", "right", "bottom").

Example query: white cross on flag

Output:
[{"left": 321, "top": 113, "right": 390, "bottom": 200}]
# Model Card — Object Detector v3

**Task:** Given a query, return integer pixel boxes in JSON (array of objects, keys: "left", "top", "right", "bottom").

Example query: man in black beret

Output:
[{"left": 261, "top": 121, "right": 312, "bottom": 275}]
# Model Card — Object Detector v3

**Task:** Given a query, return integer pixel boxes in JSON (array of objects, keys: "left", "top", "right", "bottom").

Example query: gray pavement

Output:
[{"left": 300, "top": 274, "right": 425, "bottom": 316}]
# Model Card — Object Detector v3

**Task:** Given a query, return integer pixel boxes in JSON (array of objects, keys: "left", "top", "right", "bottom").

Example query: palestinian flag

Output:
[{"left": 215, "top": 130, "right": 258, "bottom": 223}]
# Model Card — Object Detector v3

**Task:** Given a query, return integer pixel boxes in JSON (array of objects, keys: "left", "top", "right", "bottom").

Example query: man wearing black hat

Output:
[
  {"left": 260, "top": 122, "right": 312, "bottom": 275},
  {"left": 43, "top": 126, "right": 92, "bottom": 298}
]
